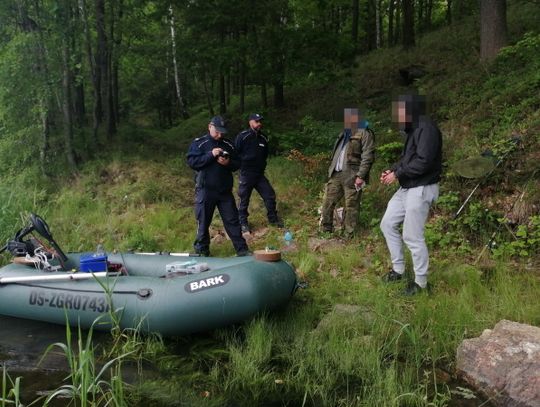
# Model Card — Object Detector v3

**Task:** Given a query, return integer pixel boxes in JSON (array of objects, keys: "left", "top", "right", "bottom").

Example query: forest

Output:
[{"left": 0, "top": 0, "right": 539, "bottom": 406}]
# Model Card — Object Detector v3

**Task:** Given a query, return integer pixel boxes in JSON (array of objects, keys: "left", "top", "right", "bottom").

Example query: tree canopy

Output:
[{"left": 0, "top": 0, "right": 510, "bottom": 176}]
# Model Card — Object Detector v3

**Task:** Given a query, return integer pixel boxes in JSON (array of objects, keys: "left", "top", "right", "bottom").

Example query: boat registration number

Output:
[{"left": 28, "top": 290, "right": 110, "bottom": 313}]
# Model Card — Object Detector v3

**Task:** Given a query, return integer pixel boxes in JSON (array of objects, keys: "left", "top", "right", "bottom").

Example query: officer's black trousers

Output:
[
  {"left": 194, "top": 188, "right": 248, "bottom": 254},
  {"left": 238, "top": 172, "right": 278, "bottom": 226}
]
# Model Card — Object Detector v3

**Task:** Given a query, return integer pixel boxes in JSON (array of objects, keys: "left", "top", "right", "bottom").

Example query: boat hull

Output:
[{"left": 0, "top": 253, "right": 297, "bottom": 336}]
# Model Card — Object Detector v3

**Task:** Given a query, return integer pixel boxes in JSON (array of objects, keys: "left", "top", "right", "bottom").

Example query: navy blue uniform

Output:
[
  {"left": 235, "top": 129, "right": 279, "bottom": 226},
  {"left": 187, "top": 133, "right": 248, "bottom": 255}
]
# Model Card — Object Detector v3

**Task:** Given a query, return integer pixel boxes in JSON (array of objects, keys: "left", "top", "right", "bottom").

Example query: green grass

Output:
[{"left": 1, "top": 1, "right": 539, "bottom": 405}]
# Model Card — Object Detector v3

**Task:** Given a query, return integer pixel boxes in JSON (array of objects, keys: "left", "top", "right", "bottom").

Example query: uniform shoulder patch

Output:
[
  {"left": 222, "top": 139, "right": 235, "bottom": 150},
  {"left": 239, "top": 129, "right": 253, "bottom": 142},
  {"left": 194, "top": 133, "right": 208, "bottom": 142},
  {"left": 196, "top": 134, "right": 210, "bottom": 148}
]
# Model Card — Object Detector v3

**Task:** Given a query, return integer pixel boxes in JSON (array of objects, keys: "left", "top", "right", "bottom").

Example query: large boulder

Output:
[{"left": 456, "top": 320, "right": 540, "bottom": 407}]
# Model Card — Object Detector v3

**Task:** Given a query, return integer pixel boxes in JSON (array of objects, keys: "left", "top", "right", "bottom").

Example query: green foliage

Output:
[
  {"left": 376, "top": 141, "right": 403, "bottom": 165},
  {"left": 40, "top": 320, "right": 132, "bottom": 407},
  {"left": 276, "top": 115, "right": 340, "bottom": 154},
  {"left": 492, "top": 215, "right": 540, "bottom": 258},
  {"left": 1, "top": 365, "right": 22, "bottom": 407},
  {"left": 426, "top": 195, "right": 499, "bottom": 252}
]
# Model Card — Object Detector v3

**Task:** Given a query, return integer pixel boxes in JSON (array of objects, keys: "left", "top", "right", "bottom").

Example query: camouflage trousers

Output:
[{"left": 320, "top": 171, "right": 362, "bottom": 236}]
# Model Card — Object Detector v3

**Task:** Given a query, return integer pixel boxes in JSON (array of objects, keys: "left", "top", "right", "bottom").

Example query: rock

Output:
[{"left": 456, "top": 320, "right": 540, "bottom": 407}]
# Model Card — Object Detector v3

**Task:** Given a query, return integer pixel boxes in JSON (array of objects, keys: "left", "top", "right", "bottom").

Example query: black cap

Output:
[
  {"left": 209, "top": 116, "right": 228, "bottom": 133},
  {"left": 249, "top": 113, "right": 263, "bottom": 122}
]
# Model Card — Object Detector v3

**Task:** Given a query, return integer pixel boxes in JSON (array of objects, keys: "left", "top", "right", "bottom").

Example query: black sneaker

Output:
[
  {"left": 195, "top": 249, "right": 210, "bottom": 257},
  {"left": 241, "top": 224, "right": 251, "bottom": 234},
  {"left": 383, "top": 269, "right": 404, "bottom": 282},
  {"left": 403, "top": 281, "right": 430, "bottom": 296},
  {"left": 236, "top": 250, "right": 252, "bottom": 257}
]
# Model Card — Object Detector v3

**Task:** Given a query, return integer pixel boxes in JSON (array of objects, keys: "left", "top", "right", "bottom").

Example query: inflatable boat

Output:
[{"left": 0, "top": 215, "right": 297, "bottom": 336}]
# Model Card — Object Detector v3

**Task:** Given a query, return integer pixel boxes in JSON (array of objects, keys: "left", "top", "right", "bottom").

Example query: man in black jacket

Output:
[
  {"left": 187, "top": 116, "right": 250, "bottom": 257},
  {"left": 380, "top": 95, "right": 442, "bottom": 295},
  {"left": 235, "top": 113, "right": 282, "bottom": 233}
]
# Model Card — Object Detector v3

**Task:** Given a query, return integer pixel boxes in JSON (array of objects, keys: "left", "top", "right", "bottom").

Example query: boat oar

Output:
[
  {"left": 0, "top": 271, "right": 117, "bottom": 285},
  {"left": 136, "top": 252, "right": 201, "bottom": 257}
]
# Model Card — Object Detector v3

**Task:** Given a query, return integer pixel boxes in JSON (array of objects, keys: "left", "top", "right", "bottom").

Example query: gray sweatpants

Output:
[{"left": 380, "top": 184, "right": 439, "bottom": 287}]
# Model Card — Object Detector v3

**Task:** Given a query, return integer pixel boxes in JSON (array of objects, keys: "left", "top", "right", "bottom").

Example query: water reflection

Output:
[{"left": 0, "top": 315, "right": 74, "bottom": 371}]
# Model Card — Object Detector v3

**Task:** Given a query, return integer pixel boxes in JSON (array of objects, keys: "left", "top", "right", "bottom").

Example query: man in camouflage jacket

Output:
[{"left": 320, "top": 109, "right": 375, "bottom": 237}]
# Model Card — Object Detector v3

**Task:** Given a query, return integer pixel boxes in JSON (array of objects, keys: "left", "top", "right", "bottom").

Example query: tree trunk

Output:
[
  {"left": 273, "top": 81, "right": 284, "bottom": 108},
  {"left": 426, "top": 0, "right": 433, "bottom": 30},
  {"left": 28, "top": 0, "right": 55, "bottom": 173},
  {"left": 219, "top": 72, "right": 226, "bottom": 114},
  {"left": 351, "top": 0, "right": 359, "bottom": 49},
  {"left": 273, "top": 58, "right": 285, "bottom": 108},
  {"left": 388, "top": 0, "right": 395, "bottom": 45},
  {"left": 70, "top": 3, "right": 85, "bottom": 127},
  {"left": 261, "top": 82, "right": 268, "bottom": 108},
  {"left": 61, "top": 40, "right": 78, "bottom": 173},
  {"left": 73, "top": 80, "right": 86, "bottom": 127},
  {"left": 375, "top": 0, "right": 382, "bottom": 48},
  {"left": 39, "top": 102, "right": 51, "bottom": 177},
  {"left": 394, "top": 0, "right": 401, "bottom": 45},
  {"left": 79, "top": 0, "right": 99, "bottom": 144},
  {"left": 364, "top": 0, "right": 377, "bottom": 51},
  {"left": 113, "top": 0, "right": 123, "bottom": 123},
  {"left": 402, "top": 0, "right": 415, "bottom": 48},
  {"left": 480, "top": 0, "right": 507, "bottom": 62},
  {"left": 94, "top": 0, "right": 107, "bottom": 142},
  {"left": 226, "top": 68, "right": 231, "bottom": 106},
  {"left": 417, "top": 0, "right": 424, "bottom": 33},
  {"left": 105, "top": 0, "right": 116, "bottom": 138},
  {"left": 239, "top": 59, "right": 246, "bottom": 114},
  {"left": 169, "top": 4, "right": 189, "bottom": 119},
  {"left": 447, "top": 0, "right": 452, "bottom": 24},
  {"left": 202, "top": 68, "right": 214, "bottom": 116}
]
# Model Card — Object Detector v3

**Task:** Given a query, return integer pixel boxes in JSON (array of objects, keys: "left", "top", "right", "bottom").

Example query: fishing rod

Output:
[{"left": 454, "top": 136, "right": 521, "bottom": 219}]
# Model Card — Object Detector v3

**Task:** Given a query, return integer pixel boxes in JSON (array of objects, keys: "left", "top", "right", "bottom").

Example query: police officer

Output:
[
  {"left": 235, "top": 113, "right": 282, "bottom": 233},
  {"left": 187, "top": 116, "right": 250, "bottom": 257}
]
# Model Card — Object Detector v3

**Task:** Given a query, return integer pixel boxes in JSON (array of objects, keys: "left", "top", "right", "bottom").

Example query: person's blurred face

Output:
[
  {"left": 344, "top": 108, "right": 359, "bottom": 129},
  {"left": 249, "top": 119, "right": 262, "bottom": 131},
  {"left": 208, "top": 124, "right": 223, "bottom": 140},
  {"left": 392, "top": 101, "right": 412, "bottom": 129}
]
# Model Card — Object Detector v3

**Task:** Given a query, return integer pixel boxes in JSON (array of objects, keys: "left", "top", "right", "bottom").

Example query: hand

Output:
[
  {"left": 212, "top": 148, "right": 223, "bottom": 157},
  {"left": 381, "top": 171, "right": 397, "bottom": 185},
  {"left": 354, "top": 177, "right": 365, "bottom": 191},
  {"left": 217, "top": 156, "right": 230, "bottom": 166},
  {"left": 379, "top": 170, "right": 391, "bottom": 183}
]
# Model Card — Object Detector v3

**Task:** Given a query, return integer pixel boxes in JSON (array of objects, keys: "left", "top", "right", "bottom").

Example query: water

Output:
[
  {"left": 0, "top": 315, "right": 70, "bottom": 371},
  {"left": 0, "top": 315, "right": 72, "bottom": 403},
  {"left": 0, "top": 315, "right": 151, "bottom": 404}
]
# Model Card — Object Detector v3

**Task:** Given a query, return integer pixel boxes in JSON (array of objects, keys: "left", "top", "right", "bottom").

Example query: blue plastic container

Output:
[{"left": 80, "top": 253, "right": 108, "bottom": 273}]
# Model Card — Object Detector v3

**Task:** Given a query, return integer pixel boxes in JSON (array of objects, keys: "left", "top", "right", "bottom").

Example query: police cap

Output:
[
  {"left": 249, "top": 113, "right": 264, "bottom": 122},
  {"left": 209, "top": 116, "right": 228, "bottom": 133}
]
